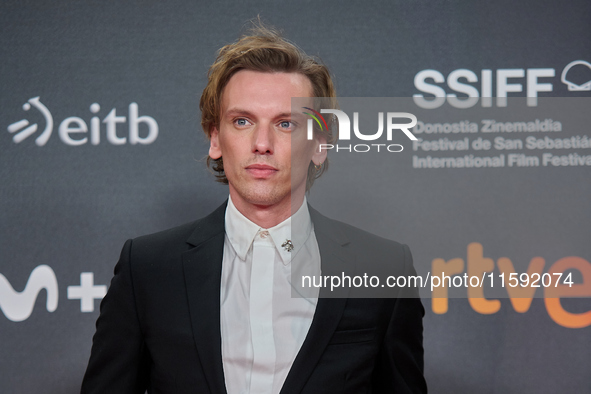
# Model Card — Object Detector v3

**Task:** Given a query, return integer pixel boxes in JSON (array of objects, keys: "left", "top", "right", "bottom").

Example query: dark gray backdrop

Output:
[{"left": 1, "top": 1, "right": 590, "bottom": 393}]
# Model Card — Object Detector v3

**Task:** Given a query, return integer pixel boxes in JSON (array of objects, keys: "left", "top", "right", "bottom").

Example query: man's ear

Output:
[
  {"left": 209, "top": 126, "right": 222, "bottom": 159},
  {"left": 311, "top": 134, "right": 328, "bottom": 165}
]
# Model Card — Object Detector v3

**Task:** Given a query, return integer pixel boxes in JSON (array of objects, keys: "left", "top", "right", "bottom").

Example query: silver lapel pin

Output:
[{"left": 281, "top": 240, "right": 294, "bottom": 252}]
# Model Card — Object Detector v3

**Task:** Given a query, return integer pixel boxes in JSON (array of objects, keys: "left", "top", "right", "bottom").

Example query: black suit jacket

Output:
[{"left": 81, "top": 201, "right": 427, "bottom": 394}]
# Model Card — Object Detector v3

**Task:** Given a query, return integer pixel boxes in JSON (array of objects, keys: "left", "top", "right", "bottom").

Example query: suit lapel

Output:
[
  {"left": 182, "top": 202, "right": 228, "bottom": 394},
  {"left": 279, "top": 207, "right": 355, "bottom": 394}
]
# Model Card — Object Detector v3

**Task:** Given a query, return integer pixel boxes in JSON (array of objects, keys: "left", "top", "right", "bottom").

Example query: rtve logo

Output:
[
  {"left": 7, "top": 96, "right": 159, "bottom": 146},
  {"left": 413, "top": 60, "right": 591, "bottom": 109},
  {"left": 303, "top": 107, "right": 418, "bottom": 153}
]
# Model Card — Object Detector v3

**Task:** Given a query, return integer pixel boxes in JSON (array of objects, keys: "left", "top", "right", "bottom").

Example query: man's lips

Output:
[{"left": 245, "top": 164, "right": 278, "bottom": 177}]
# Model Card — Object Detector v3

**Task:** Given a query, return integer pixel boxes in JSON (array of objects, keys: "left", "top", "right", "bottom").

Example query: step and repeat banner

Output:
[{"left": 1, "top": 1, "right": 590, "bottom": 393}]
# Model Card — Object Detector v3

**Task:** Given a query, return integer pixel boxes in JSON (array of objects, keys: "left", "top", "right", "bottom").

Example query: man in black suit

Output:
[{"left": 81, "top": 25, "right": 427, "bottom": 394}]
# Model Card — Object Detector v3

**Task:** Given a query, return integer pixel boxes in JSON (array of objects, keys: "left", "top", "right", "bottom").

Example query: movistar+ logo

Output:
[{"left": 0, "top": 265, "right": 107, "bottom": 322}]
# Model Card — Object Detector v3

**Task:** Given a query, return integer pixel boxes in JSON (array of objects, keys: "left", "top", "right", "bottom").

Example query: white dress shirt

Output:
[{"left": 220, "top": 196, "right": 320, "bottom": 394}]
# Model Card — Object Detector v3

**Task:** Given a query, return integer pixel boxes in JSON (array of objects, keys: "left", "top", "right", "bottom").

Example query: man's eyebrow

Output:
[
  {"left": 223, "top": 109, "right": 294, "bottom": 119},
  {"left": 223, "top": 108, "right": 254, "bottom": 118}
]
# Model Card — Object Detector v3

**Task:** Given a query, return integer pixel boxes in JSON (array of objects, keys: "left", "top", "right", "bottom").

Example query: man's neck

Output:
[{"left": 228, "top": 191, "right": 305, "bottom": 229}]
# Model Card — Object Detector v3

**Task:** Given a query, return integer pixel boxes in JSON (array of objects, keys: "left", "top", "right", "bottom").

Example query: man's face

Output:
[{"left": 209, "top": 70, "right": 326, "bottom": 212}]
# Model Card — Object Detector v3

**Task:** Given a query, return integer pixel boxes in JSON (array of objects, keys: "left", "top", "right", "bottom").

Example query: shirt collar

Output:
[{"left": 225, "top": 196, "right": 313, "bottom": 266}]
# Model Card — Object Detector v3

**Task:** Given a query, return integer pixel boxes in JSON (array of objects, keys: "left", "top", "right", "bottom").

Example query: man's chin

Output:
[{"left": 232, "top": 188, "right": 290, "bottom": 209}]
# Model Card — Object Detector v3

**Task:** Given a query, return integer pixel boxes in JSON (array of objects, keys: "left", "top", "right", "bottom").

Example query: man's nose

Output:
[{"left": 252, "top": 123, "right": 274, "bottom": 154}]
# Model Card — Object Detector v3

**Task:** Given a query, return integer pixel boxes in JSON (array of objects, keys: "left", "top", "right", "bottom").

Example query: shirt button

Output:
[{"left": 259, "top": 230, "right": 269, "bottom": 238}]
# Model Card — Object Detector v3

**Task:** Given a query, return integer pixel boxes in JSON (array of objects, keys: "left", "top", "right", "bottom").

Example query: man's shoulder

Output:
[
  {"left": 132, "top": 219, "right": 200, "bottom": 248},
  {"left": 310, "top": 206, "right": 407, "bottom": 254},
  {"left": 129, "top": 200, "right": 227, "bottom": 256},
  {"left": 310, "top": 207, "right": 415, "bottom": 297}
]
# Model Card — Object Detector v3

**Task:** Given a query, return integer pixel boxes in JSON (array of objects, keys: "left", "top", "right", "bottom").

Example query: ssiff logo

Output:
[
  {"left": 561, "top": 60, "right": 591, "bottom": 91},
  {"left": 413, "top": 59, "right": 591, "bottom": 109},
  {"left": 7, "top": 96, "right": 159, "bottom": 146},
  {"left": 303, "top": 107, "right": 418, "bottom": 153}
]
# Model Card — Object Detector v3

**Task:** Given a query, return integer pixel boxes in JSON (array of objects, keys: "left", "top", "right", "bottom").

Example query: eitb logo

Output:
[
  {"left": 7, "top": 96, "right": 159, "bottom": 146},
  {"left": 8, "top": 97, "right": 54, "bottom": 145},
  {"left": 303, "top": 107, "right": 417, "bottom": 153}
]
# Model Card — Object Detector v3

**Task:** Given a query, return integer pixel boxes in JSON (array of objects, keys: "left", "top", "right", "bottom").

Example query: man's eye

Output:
[
  {"left": 279, "top": 121, "right": 292, "bottom": 129},
  {"left": 235, "top": 118, "right": 249, "bottom": 127}
]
